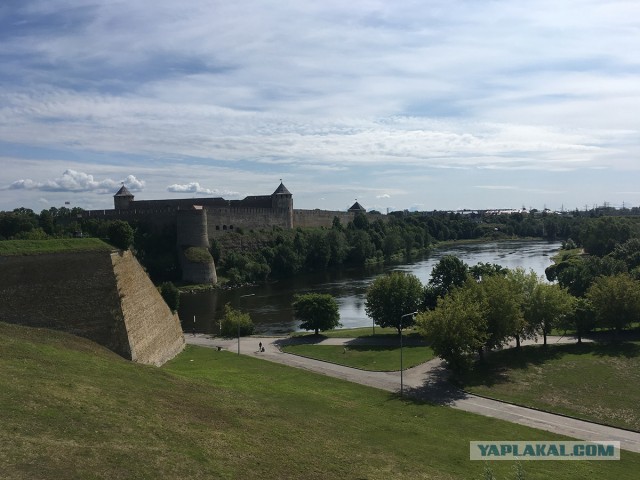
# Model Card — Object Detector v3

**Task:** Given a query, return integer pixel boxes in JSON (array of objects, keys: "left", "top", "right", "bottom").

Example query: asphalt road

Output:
[{"left": 186, "top": 334, "right": 640, "bottom": 454}]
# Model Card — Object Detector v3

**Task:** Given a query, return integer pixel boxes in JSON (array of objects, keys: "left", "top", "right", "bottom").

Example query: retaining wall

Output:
[{"left": 0, "top": 250, "right": 184, "bottom": 366}]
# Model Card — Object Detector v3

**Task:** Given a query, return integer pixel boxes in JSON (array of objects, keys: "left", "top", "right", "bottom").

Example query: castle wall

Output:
[
  {"left": 293, "top": 209, "right": 349, "bottom": 228},
  {"left": 293, "top": 209, "right": 387, "bottom": 228},
  {"left": 0, "top": 250, "right": 184, "bottom": 366},
  {"left": 206, "top": 207, "right": 292, "bottom": 237}
]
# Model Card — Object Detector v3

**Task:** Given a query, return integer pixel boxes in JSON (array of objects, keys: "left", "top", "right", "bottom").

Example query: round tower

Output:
[{"left": 176, "top": 206, "right": 217, "bottom": 285}]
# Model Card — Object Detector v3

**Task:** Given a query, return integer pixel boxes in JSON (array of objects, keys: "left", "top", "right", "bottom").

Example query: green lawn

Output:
[
  {"left": 2, "top": 321, "right": 639, "bottom": 479},
  {"left": 458, "top": 341, "right": 640, "bottom": 431},
  {"left": 0, "top": 238, "right": 112, "bottom": 255},
  {"left": 293, "top": 326, "right": 422, "bottom": 339},
  {"left": 281, "top": 344, "right": 435, "bottom": 371}
]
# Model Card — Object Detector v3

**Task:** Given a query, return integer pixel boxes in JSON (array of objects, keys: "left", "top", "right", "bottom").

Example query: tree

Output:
[
  {"left": 479, "top": 273, "right": 524, "bottom": 352},
  {"left": 365, "top": 271, "right": 423, "bottom": 334},
  {"left": 558, "top": 297, "right": 595, "bottom": 343},
  {"left": 587, "top": 273, "right": 640, "bottom": 334},
  {"left": 292, "top": 293, "right": 341, "bottom": 335},
  {"left": 220, "top": 303, "right": 254, "bottom": 337},
  {"left": 107, "top": 220, "right": 134, "bottom": 250},
  {"left": 416, "top": 281, "right": 487, "bottom": 372},
  {"left": 159, "top": 281, "right": 180, "bottom": 312},
  {"left": 506, "top": 268, "right": 539, "bottom": 348},
  {"left": 580, "top": 217, "right": 637, "bottom": 256},
  {"left": 528, "top": 282, "right": 575, "bottom": 346},
  {"left": 424, "top": 255, "right": 469, "bottom": 309}
]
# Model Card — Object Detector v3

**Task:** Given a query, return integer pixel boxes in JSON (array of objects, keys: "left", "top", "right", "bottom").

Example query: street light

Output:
[{"left": 399, "top": 311, "right": 417, "bottom": 397}]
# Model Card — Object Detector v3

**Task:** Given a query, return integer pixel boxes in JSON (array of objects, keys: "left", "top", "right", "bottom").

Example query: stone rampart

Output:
[
  {"left": 0, "top": 250, "right": 184, "bottom": 366},
  {"left": 111, "top": 251, "right": 185, "bottom": 365},
  {"left": 293, "top": 209, "right": 387, "bottom": 228}
]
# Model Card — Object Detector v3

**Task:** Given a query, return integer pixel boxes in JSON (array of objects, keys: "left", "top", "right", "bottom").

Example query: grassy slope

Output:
[
  {"left": 1, "top": 322, "right": 639, "bottom": 480},
  {"left": 459, "top": 342, "right": 640, "bottom": 431},
  {"left": 281, "top": 344, "right": 435, "bottom": 371},
  {"left": 0, "top": 238, "right": 112, "bottom": 255}
]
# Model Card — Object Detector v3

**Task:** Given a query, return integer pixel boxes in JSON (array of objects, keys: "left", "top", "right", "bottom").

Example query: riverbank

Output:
[{"left": 178, "top": 239, "right": 562, "bottom": 335}]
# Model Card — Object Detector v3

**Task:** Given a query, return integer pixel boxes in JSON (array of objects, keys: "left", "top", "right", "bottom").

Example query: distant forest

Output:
[{"left": 2, "top": 205, "right": 640, "bottom": 286}]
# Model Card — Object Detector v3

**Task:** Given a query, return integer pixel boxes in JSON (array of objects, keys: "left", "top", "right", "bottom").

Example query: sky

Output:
[{"left": 1, "top": 1, "right": 639, "bottom": 214}]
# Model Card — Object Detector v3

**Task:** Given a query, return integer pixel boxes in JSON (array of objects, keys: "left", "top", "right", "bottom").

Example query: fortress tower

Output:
[
  {"left": 271, "top": 181, "right": 293, "bottom": 228},
  {"left": 114, "top": 185, "right": 134, "bottom": 210}
]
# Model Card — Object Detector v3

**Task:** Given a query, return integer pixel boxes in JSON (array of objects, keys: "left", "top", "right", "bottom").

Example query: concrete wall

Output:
[{"left": 0, "top": 250, "right": 184, "bottom": 366}]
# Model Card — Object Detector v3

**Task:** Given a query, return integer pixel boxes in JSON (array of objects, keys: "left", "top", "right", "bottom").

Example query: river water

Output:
[{"left": 178, "top": 240, "right": 561, "bottom": 335}]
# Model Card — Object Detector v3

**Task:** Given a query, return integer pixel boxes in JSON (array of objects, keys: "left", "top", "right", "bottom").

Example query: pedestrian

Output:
[{"left": 259, "top": 341, "right": 263, "bottom": 352}]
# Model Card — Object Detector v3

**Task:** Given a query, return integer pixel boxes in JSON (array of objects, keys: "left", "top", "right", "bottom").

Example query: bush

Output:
[
  {"left": 220, "top": 304, "right": 254, "bottom": 337},
  {"left": 159, "top": 282, "right": 180, "bottom": 312},
  {"left": 183, "top": 246, "right": 213, "bottom": 264}
]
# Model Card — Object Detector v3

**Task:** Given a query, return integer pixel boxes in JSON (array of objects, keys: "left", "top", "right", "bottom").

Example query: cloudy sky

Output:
[{"left": 1, "top": 1, "right": 639, "bottom": 213}]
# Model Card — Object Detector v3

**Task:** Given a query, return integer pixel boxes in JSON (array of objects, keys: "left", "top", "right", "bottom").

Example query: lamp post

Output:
[{"left": 399, "top": 311, "right": 417, "bottom": 397}]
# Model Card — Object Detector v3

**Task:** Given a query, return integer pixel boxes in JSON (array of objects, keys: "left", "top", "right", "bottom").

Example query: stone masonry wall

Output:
[
  {"left": 111, "top": 251, "right": 185, "bottom": 365},
  {"left": 0, "top": 250, "right": 184, "bottom": 366}
]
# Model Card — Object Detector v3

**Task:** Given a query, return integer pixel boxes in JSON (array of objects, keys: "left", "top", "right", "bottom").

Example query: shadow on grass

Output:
[
  {"left": 273, "top": 335, "right": 329, "bottom": 347},
  {"left": 457, "top": 340, "right": 640, "bottom": 389},
  {"left": 389, "top": 362, "right": 470, "bottom": 406}
]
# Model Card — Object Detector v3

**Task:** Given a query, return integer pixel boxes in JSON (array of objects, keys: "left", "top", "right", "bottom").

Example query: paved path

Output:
[{"left": 186, "top": 334, "right": 640, "bottom": 453}]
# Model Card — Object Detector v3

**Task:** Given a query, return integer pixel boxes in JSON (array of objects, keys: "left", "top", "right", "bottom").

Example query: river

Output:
[{"left": 178, "top": 239, "right": 561, "bottom": 335}]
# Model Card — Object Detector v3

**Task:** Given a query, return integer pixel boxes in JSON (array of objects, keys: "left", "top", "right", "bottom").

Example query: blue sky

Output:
[{"left": 1, "top": 0, "right": 639, "bottom": 213}]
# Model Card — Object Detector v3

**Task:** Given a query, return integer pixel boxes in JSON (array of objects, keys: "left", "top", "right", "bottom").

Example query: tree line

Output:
[
  {"left": 3, "top": 205, "right": 640, "bottom": 288},
  {"left": 361, "top": 216, "right": 640, "bottom": 372}
]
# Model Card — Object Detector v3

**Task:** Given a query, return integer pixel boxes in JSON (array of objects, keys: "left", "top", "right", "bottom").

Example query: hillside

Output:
[{"left": 2, "top": 322, "right": 639, "bottom": 480}]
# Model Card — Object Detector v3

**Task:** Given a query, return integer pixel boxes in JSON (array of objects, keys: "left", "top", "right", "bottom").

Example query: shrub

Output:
[{"left": 220, "top": 304, "right": 254, "bottom": 337}]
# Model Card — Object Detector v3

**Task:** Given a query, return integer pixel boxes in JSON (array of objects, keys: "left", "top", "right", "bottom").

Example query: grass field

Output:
[
  {"left": 292, "top": 326, "right": 422, "bottom": 339},
  {"left": 458, "top": 341, "right": 640, "bottom": 432},
  {"left": 2, "top": 322, "right": 639, "bottom": 479},
  {"left": 0, "top": 238, "right": 112, "bottom": 255},
  {"left": 281, "top": 344, "right": 435, "bottom": 371}
]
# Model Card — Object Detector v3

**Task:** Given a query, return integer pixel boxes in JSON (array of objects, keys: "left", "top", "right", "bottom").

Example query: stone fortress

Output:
[{"left": 82, "top": 182, "right": 381, "bottom": 284}]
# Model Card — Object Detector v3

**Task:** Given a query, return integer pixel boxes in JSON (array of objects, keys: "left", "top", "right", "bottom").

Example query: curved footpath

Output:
[{"left": 186, "top": 334, "right": 640, "bottom": 454}]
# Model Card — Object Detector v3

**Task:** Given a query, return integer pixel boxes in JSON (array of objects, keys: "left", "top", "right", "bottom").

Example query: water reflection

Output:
[{"left": 178, "top": 240, "right": 561, "bottom": 335}]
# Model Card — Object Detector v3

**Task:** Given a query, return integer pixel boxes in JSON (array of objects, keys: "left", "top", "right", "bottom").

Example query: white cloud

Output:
[
  {"left": 8, "top": 170, "right": 145, "bottom": 194},
  {"left": 376, "top": 193, "right": 391, "bottom": 199},
  {"left": 1, "top": 1, "right": 639, "bottom": 212},
  {"left": 167, "top": 182, "right": 239, "bottom": 197}
]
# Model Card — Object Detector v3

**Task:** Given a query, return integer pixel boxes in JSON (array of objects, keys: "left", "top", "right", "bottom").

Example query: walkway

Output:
[{"left": 186, "top": 334, "right": 640, "bottom": 454}]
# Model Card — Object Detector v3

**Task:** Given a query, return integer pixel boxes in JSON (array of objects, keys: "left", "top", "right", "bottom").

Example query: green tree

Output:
[
  {"left": 159, "top": 282, "right": 180, "bottom": 312},
  {"left": 587, "top": 273, "right": 640, "bottom": 334},
  {"left": 220, "top": 303, "right": 254, "bottom": 337},
  {"left": 580, "top": 217, "right": 637, "bottom": 256},
  {"left": 529, "top": 282, "right": 575, "bottom": 345},
  {"left": 292, "top": 293, "right": 341, "bottom": 335},
  {"left": 107, "top": 220, "right": 134, "bottom": 250},
  {"left": 424, "top": 255, "right": 469, "bottom": 309},
  {"left": 480, "top": 273, "right": 524, "bottom": 352},
  {"left": 416, "top": 281, "right": 487, "bottom": 372},
  {"left": 507, "top": 268, "right": 539, "bottom": 348},
  {"left": 365, "top": 272, "right": 423, "bottom": 334},
  {"left": 558, "top": 297, "right": 595, "bottom": 343}
]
